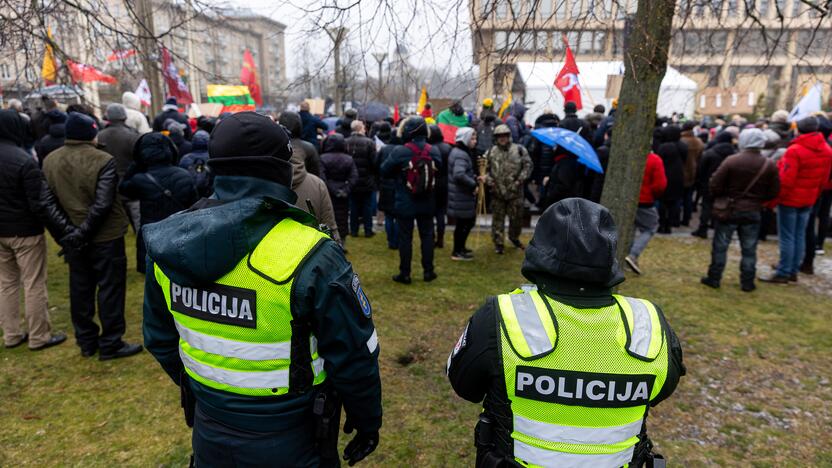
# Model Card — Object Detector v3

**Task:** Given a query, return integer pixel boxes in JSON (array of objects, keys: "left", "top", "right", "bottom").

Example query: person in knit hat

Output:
[
  {"left": 152, "top": 96, "right": 191, "bottom": 139},
  {"left": 141, "top": 112, "right": 382, "bottom": 467},
  {"left": 42, "top": 112, "right": 141, "bottom": 361}
]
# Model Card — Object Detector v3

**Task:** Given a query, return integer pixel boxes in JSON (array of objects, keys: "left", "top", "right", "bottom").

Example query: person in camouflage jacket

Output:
[{"left": 486, "top": 124, "right": 532, "bottom": 253}]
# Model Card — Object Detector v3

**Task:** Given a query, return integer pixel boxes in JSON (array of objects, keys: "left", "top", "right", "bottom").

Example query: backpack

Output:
[
  {"left": 187, "top": 157, "right": 213, "bottom": 197},
  {"left": 404, "top": 142, "right": 436, "bottom": 197}
]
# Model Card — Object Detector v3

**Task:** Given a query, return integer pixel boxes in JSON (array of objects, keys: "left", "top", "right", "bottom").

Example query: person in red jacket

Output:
[
  {"left": 625, "top": 151, "right": 667, "bottom": 274},
  {"left": 762, "top": 116, "right": 832, "bottom": 283}
]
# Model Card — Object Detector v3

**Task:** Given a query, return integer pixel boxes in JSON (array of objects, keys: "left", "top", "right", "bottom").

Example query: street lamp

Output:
[{"left": 372, "top": 52, "right": 387, "bottom": 100}]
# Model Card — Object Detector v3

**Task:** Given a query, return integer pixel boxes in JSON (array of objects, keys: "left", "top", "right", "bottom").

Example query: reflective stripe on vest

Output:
[
  {"left": 514, "top": 414, "right": 643, "bottom": 445},
  {"left": 497, "top": 289, "right": 670, "bottom": 467},
  {"left": 179, "top": 347, "right": 325, "bottom": 390},
  {"left": 156, "top": 218, "right": 329, "bottom": 396},
  {"left": 614, "top": 295, "right": 663, "bottom": 361},
  {"left": 499, "top": 291, "right": 557, "bottom": 358},
  {"left": 514, "top": 440, "right": 635, "bottom": 468},
  {"left": 175, "top": 321, "right": 291, "bottom": 361}
]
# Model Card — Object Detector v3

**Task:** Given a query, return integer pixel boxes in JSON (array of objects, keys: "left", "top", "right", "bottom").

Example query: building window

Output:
[
  {"left": 495, "top": 30, "right": 508, "bottom": 50},
  {"left": 552, "top": 32, "right": 565, "bottom": 53},
  {"left": 613, "top": 30, "right": 625, "bottom": 54},
  {"left": 709, "top": 0, "right": 723, "bottom": 17},
  {"left": 726, "top": 0, "right": 738, "bottom": 16},
  {"left": 536, "top": 31, "right": 549, "bottom": 51},
  {"left": 566, "top": 31, "right": 579, "bottom": 49},
  {"left": 570, "top": 0, "right": 582, "bottom": 18},
  {"left": 538, "top": 0, "right": 552, "bottom": 18},
  {"left": 774, "top": 0, "right": 786, "bottom": 15},
  {"left": 508, "top": 31, "right": 520, "bottom": 48},
  {"left": 0, "top": 63, "right": 10, "bottom": 79},
  {"left": 521, "top": 32, "right": 535, "bottom": 50},
  {"left": 25, "top": 67, "right": 36, "bottom": 82},
  {"left": 496, "top": 0, "right": 508, "bottom": 19},
  {"left": 578, "top": 31, "right": 593, "bottom": 53},
  {"left": 593, "top": 31, "right": 606, "bottom": 52},
  {"left": 758, "top": 0, "right": 769, "bottom": 16},
  {"left": 555, "top": 0, "right": 567, "bottom": 18},
  {"left": 599, "top": 0, "right": 613, "bottom": 18},
  {"left": 511, "top": 0, "right": 522, "bottom": 17},
  {"left": 482, "top": 0, "right": 492, "bottom": 16}
]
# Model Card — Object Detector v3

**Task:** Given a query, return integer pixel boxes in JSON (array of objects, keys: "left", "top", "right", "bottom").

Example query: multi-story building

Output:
[
  {"left": 471, "top": 0, "right": 832, "bottom": 113},
  {"left": 0, "top": 1, "right": 287, "bottom": 110}
]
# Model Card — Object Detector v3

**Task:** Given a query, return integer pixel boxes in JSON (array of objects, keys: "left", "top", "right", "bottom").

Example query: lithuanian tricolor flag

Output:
[{"left": 206, "top": 84, "right": 256, "bottom": 113}]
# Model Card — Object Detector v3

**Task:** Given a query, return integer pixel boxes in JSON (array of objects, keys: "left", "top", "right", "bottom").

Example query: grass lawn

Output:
[{"left": 0, "top": 230, "right": 830, "bottom": 466}]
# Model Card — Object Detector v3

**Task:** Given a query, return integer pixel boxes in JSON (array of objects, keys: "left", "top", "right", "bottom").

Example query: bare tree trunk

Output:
[
  {"left": 136, "top": 0, "right": 163, "bottom": 116},
  {"left": 600, "top": 0, "right": 675, "bottom": 265}
]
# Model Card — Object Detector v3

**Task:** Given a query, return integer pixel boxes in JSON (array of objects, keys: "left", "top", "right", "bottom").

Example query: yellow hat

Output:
[
  {"left": 483, "top": 98, "right": 494, "bottom": 108},
  {"left": 611, "top": 98, "right": 619, "bottom": 109}
]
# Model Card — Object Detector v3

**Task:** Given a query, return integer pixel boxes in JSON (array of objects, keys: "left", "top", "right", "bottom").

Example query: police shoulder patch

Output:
[{"left": 351, "top": 274, "right": 372, "bottom": 318}]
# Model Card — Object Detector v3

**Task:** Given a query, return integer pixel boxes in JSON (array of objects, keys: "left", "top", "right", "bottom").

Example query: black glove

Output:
[
  {"left": 342, "top": 418, "right": 379, "bottom": 466},
  {"left": 59, "top": 228, "right": 86, "bottom": 250}
]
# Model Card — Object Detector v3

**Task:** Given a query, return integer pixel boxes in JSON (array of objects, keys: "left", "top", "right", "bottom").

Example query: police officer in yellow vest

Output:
[
  {"left": 447, "top": 198, "right": 684, "bottom": 468},
  {"left": 142, "top": 113, "right": 382, "bottom": 467}
]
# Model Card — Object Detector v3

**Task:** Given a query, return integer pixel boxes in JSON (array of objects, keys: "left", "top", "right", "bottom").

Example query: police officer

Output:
[
  {"left": 142, "top": 112, "right": 382, "bottom": 467},
  {"left": 485, "top": 124, "right": 532, "bottom": 254},
  {"left": 447, "top": 198, "right": 684, "bottom": 467}
]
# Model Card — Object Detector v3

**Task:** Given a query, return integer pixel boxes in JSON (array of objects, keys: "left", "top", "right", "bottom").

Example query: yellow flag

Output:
[
  {"left": 416, "top": 86, "right": 428, "bottom": 113},
  {"left": 41, "top": 28, "right": 57, "bottom": 84},
  {"left": 498, "top": 92, "right": 512, "bottom": 119}
]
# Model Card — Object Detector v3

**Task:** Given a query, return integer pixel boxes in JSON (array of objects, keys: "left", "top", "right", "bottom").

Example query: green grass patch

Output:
[{"left": 0, "top": 232, "right": 830, "bottom": 466}]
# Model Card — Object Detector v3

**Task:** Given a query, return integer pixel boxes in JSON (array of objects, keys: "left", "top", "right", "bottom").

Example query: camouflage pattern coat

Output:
[{"left": 485, "top": 143, "right": 533, "bottom": 200}]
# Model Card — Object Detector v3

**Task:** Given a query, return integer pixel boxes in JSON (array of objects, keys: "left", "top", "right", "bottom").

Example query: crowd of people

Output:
[{"left": 1, "top": 92, "right": 832, "bottom": 356}]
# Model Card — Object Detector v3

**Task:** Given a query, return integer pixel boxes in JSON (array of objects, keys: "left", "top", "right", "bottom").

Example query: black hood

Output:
[
  {"left": 662, "top": 125, "right": 682, "bottom": 142},
  {"left": 0, "top": 109, "right": 25, "bottom": 146},
  {"left": 278, "top": 111, "right": 303, "bottom": 139},
  {"left": 522, "top": 198, "right": 624, "bottom": 289},
  {"left": 322, "top": 133, "right": 346, "bottom": 153},
  {"left": 133, "top": 132, "right": 178, "bottom": 166},
  {"left": 48, "top": 123, "right": 65, "bottom": 138}
]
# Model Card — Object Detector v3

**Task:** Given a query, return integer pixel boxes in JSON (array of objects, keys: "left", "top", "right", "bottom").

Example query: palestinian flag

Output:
[{"left": 206, "top": 84, "right": 256, "bottom": 113}]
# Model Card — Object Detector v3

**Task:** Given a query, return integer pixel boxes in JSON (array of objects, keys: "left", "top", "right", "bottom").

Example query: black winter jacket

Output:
[
  {"left": 375, "top": 143, "right": 398, "bottom": 214},
  {"left": 696, "top": 133, "right": 736, "bottom": 196},
  {"left": 344, "top": 133, "right": 377, "bottom": 193},
  {"left": 656, "top": 126, "right": 688, "bottom": 200},
  {"left": 119, "top": 133, "right": 198, "bottom": 227},
  {"left": 34, "top": 123, "right": 65, "bottom": 163},
  {"left": 542, "top": 153, "right": 585, "bottom": 208},
  {"left": 0, "top": 110, "right": 73, "bottom": 239},
  {"left": 320, "top": 135, "right": 359, "bottom": 200}
]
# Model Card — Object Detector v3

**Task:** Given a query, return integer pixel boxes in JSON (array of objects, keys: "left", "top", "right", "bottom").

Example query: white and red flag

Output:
[
  {"left": 554, "top": 38, "right": 582, "bottom": 110},
  {"left": 135, "top": 79, "right": 152, "bottom": 107}
]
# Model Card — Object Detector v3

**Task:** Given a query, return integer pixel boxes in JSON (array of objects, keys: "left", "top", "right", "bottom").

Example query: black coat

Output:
[
  {"left": 696, "top": 133, "right": 736, "bottom": 197},
  {"left": 34, "top": 123, "right": 65, "bottom": 163},
  {"left": 656, "top": 127, "right": 688, "bottom": 201},
  {"left": 375, "top": 143, "right": 398, "bottom": 214},
  {"left": 0, "top": 110, "right": 72, "bottom": 239},
  {"left": 119, "top": 133, "right": 198, "bottom": 227},
  {"left": 344, "top": 133, "right": 377, "bottom": 193},
  {"left": 542, "top": 153, "right": 586, "bottom": 209},
  {"left": 432, "top": 141, "right": 452, "bottom": 211},
  {"left": 320, "top": 135, "right": 359, "bottom": 200}
]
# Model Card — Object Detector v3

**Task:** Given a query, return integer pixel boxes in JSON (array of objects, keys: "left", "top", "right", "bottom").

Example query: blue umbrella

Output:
[{"left": 531, "top": 127, "right": 604, "bottom": 174}]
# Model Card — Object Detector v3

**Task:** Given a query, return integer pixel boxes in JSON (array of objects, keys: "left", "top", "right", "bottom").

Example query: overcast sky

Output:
[{"left": 226, "top": 0, "right": 476, "bottom": 81}]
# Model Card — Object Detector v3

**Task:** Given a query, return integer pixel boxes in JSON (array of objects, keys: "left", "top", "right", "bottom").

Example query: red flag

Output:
[
  {"left": 240, "top": 49, "right": 263, "bottom": 107},
  {"left": 393, "top": 104, "right": 400, "bottom": 124},
  {"left": 66, "top": 60, "right": 117, "bottom": 84},
  {"left": 161, "top": 47, "right": 193, "bottom": 105},
  {"left": 107, "top": 49, "right": 136, "bottom": 62},
  {"left": 554, "top": 41, "right": 582, "bottom": 110},
  {"left": 437, "top": 123, "right": 458, "bottom": 145}
]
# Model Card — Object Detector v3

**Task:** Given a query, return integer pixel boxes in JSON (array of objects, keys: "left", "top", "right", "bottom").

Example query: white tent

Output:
[{"left": 515, "top": 61, "right": 698, "bottom": 123}]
